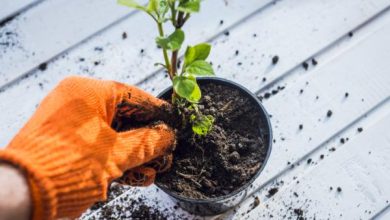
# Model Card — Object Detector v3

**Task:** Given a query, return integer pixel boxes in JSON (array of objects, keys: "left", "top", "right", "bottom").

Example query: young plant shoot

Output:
[{"left": 118, "top": 0, "right": 215, "bottom": 135}]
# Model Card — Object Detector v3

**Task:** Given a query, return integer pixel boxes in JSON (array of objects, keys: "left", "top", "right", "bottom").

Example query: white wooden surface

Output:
[{"left": 0, "top": 0, "right": 389, "bottom": 219}]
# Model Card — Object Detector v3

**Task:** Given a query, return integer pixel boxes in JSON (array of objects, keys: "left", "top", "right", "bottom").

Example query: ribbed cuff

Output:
[{"left": 0, "top": 148, "right": 106, "bottom": 220}]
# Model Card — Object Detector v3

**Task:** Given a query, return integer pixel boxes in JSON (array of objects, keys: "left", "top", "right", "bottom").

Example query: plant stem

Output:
[
  {"left": 170, "top": 12, "right": 186, "bottom": 77},
  {"left": 157, "top": 22, "right": 173, "bottom": 80}
]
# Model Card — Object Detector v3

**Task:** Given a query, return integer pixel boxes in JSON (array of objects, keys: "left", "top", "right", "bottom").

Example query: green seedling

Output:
[{"left": 118, "top": 0, "right": 215, "bottom": 135}]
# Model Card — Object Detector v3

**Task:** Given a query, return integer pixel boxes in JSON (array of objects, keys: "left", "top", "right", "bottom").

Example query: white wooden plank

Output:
[
  {"left": 244, "top": 108, "right": 390, "bottom": 219},
  {"left": 86, "top": 2, "right": 390, "bottom": 219},
  {"left": 375, "top": 206, "right": 390, "bottom": 219},
  {"left": 138, "top": 0, "right": 390, "bottom": 94},
  {"left": 0, "top": 0, "right": 140, "bottom": 87},
  {"left": 222, "top": 16, "right": 390, "bottom": 219},
  {"left": 0, "top": 0, "right": 40, "bottom": 22},
  {"left": 0, "top": 0, "right": 271, "bottom": 147}
]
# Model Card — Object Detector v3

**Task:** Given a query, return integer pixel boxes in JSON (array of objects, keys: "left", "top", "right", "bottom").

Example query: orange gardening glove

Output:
[{"left": 0, "top": 76, "right": 175, "bottom": 220}]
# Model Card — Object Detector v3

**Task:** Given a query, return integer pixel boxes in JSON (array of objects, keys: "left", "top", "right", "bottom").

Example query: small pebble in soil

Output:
[
  {"left": 235, "top": 50, "right": 239, "bottom": 55},
  {"left": 327, "top": 110, "right": 333, "bottom": 117},
  {"left": 122, "top": 32, "right": 127, "bottom": 39},
  {"left": 262, "top": 77, "right": 267, "bottom": 82},
  {"left": 307, "top": 158, "right": 312, "bottom": 164},
  {"left": 38, "top": 63, "right": 47, "bottom": 71},
  {"left": 272, "top": 55, "right": 279, "bottom": 65},
  {"left": 94, "top": 61, "right": 100, "bottom": 66},
  {"left": 340, "top": 138, "right": 345, "bottom": 144},
  {"left": 337, "top": 187, "right": 342, "bottom": 192},
  {"left": 345, "top": 92, "right": 349, "bottom": 98},
  {"left": 320, "top": 154, "right": 324, "bottom": 159},
  {"left": 357, "top": 127, "right": 363, "bottom": 132},
  {"left": 299, "top": 124, "right": 303, "bottom": 130},
  {"left": 312, "top": 58, "right": 318, "bottom": 66},
  {"left": 293, "top": 192, "right": 299, "bottom": 197},
  {"left": 348, "top": 32, "right": 353, "bottom": 37},
  {"left": 329, "top": 147, "right": 336, "bottom": 152},
  {"left": 224, "top": 31, "right": 230, "bottom": 36},
  {"left": 266, "top": 187, "right": 279, "bottom": 198},
  {"left": 302, "top": 62, "right": 309, "bottom": 70},
  {"left": 264, "top": 92, "right": 271, "bottom": 99}
]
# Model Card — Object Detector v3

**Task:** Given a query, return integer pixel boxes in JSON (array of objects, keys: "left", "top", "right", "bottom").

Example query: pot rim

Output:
[{"left": 155, "top": 76, "right": 273, "bottom": 204}]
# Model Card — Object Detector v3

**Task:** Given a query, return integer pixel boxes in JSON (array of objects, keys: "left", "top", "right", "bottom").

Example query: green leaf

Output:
[
  {"left": 185, "top": 60, "right": 214, "bottom": 76},
  {"left": 184, "top": 43, "right": 211, "bottom": 66},
  {"left": 173, "top": 76, "right": 201, "bottom": 102},
  {"left": 156, "top": 29, "right": 185, "bottom": 50},
  {"left": 192, "top": 115, "right": 215, "bottom": 135},
  {"left": 178, "top": 0, "right": 200, "bottom": 13},
  {"left": 147, "top": 0, "right": 169, "bottom": 16},
  {"left": 146, "top": 0, "right": 158, "bottom": 12},
  {"left": 117, "top": 0, "right": 146, "bottom": 11}
]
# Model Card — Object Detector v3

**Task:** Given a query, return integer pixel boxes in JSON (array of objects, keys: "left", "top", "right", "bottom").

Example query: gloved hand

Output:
[{"left": 0, "top": 76, "right": 175, "bottom": 220}]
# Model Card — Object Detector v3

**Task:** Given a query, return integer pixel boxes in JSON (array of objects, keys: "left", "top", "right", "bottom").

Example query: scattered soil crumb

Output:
[
  {"left": 272, "top": 56, "right": 279, "bottom": 65},
  {"left": 293, "top": 192, "right": 299, "bottom": 197},
  {"left": 293, "top": 208, "right": 304, "bottom": 220},
  {"left": 302, "top": 62, "right": 308, "bottom": 70},
  {"left": 340, "top": 138, "right": 345, "bottom": 144},
  {"left": 251, "top": 197, "right": 260, "bottom": 209},
  {"left": 220, "top": 20, "right": 224, "bottom": 25},
  {"left": 348, "top": 32, "right": 353, "bottom": 37},
  {"left": 307, "top": 158, "right": 312, "bottom": 164},
  {"left": 235, "top": 50, "right": 239, "bottom": 55},
  {"left": 337, "top": 187, "right": 342, "bottom": 192},
  {"left": 345, "top": 92, "right": 349, "bottom": 98},
  {"left": 299, "top": 124, "right": 303, "bottom": 130},
  {"left": 262, "top": 77, "right": 267, "bottom": 82},
  {"left": 327, "top": 110, "right": 333, "bottom": 117},
  {"left": 122, "top": 32, "right": 127, "bottom": 39},
  {"left": 357, "top": 127, "right": 363, "bottom": 132},
  {"left": 329, "top": 147, "right": 336, "bottom": 152},
  {"left": 266, "top": 187, "right": 279, "bottom": 198},
  {"left": 320, "top": 154, "right": 324, "bottom": 159},
  {"left": 38, "top": 63, "right": 47, "bottom": 71},
  {"left": 311, "top": 58, "right": 318, "bottom": 66},
  {"left": 224, "top": 31, "right": 230, "bottom": 36}
]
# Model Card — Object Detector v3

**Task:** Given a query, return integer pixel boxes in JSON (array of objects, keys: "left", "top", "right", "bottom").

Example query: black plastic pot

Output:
[{"left": 155, "top": 77, "right": 272, "bottom": 216}]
